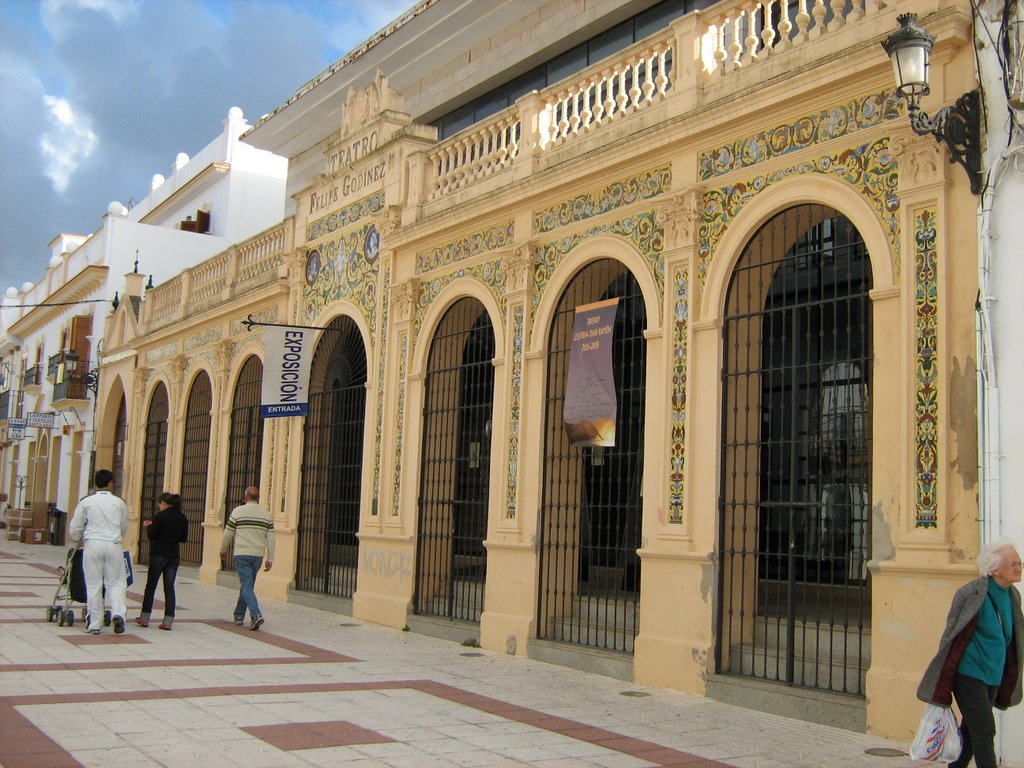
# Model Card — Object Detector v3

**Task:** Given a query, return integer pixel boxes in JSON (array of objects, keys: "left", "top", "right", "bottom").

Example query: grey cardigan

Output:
[{"left": 917, "top": 576, "right": 1024, "bottom": 708}]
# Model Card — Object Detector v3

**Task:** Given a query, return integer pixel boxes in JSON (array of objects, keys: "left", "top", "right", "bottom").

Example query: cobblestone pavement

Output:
[{"left": 0, "top": 538, "right": 928, "bottom": 767}]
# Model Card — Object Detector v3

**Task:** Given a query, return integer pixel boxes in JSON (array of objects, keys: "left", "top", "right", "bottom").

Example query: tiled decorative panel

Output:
[
  {"left": 532, "top": 166, "right": 672, "bottom": 235},
  {"left": 698, "top": 91, "right": 901, "bottom": 180},
  {"left": 392, "top": 332, "right": 408, "bottom": 516},
  {"left": 303, "top": 222, "right": 381, "bottom": 332},
  {"left": 699, "top": 139, "right": 900, "bottom": 309},
  {"left": 915, "top": 208, "right": 938, "bottom": 528},
  {"left": 668, "top": 267, "right": 688, "bottom": 524},
  {"left": 306, "top": 190, "right": 385, "bottom": 242},
  {"left": 415, "top": 221, "right": 514, "bottom": 274},
  {"left": 532, "top": 212, "right": 665, "bottom": 311},
  {"left": 505, "top": 305, "right": 524, "bottom": 519},
  {"left": 413, "top": 260, "right": 508, "bottom": 338},
  {"left": 372, "top": 266, "right": 391, "bottom": 515}
]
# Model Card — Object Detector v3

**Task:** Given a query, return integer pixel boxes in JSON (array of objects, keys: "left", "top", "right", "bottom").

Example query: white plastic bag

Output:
[{"left": 910, "top": 703, "right": 962, "bottom": 762}]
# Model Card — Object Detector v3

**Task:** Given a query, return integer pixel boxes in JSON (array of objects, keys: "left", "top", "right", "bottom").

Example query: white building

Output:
[{"left": 0, "top": 107, "right": 287, "bottom": 525}]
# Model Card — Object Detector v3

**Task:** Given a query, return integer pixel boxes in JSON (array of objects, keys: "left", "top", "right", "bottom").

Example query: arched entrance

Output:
[
  {"left": 296, "top": 318, "right": 367, "bottom": 598},
  {"left": 536, "top": 258, "right": 646, "bottom": 653},
  {"left": 138, "top": 383, "right": 169, "bottom": 565},
  {"left": 110, "top": 395, "right": 127, "bottom": 494},
  {"left": 223, "top": 356, "right": 264, "bottom": 570},
  {"left": 717, "top": 204, "right": 872, "bottom": 695},
  {"left": 179, "top": 372, "right": 212, "bottom": 565},
  {"left": 414, "top": 297, "right": 495, "bottom": 622}
]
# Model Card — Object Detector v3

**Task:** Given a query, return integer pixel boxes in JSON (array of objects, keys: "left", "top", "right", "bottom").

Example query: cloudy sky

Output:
[{"left": 0, "top": 0, "right": 416, "bottom": 293}]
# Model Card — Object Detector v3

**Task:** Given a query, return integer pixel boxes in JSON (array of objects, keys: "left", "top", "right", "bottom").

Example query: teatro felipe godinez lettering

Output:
[{"left": 98, "top": 2, "right": 988, "bottom": 741}]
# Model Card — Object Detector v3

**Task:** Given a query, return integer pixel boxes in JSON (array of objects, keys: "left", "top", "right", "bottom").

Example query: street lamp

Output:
[
  {"left": 63, "top": 351, "right": 99, "bottom": 395},
  {"left": 881, "top": 13, "right": 983, "bottom": 195}
]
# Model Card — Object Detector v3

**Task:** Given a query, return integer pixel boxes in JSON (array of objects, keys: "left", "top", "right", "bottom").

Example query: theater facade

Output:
[{"left": 96, "top": 0, "right": 986, "bottom": 739}]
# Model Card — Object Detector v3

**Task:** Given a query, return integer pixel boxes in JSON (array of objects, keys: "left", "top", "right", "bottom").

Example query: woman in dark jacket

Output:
[
  {"left": 134, "top": 492, "right": 188, "bottom": 630},
  {"left": 918, "top": 539, "right": 1024, "bottom": 768}
]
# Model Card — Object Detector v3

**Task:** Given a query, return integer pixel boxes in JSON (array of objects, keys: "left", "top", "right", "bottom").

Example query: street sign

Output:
[{"left": 26, "top": 411, "right": 55, "bottom": 429}]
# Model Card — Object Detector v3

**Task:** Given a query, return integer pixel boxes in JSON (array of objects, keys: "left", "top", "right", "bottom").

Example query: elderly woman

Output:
[{"left": 918, "top": 539, "right": 1024, "bottom": 768}]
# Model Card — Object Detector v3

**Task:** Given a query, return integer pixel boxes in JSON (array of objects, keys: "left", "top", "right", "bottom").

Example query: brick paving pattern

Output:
[{"left": 0, "top": 538, "right": 928, "bottom": 767}]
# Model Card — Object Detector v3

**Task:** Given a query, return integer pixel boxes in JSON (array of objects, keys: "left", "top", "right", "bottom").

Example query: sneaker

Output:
[
  {"left": 87, "top": 628, "right": 100, "bottom": 635},
  {"left": 250, "top": 616, "right": 265, "bottom": 631},
  {"left": 134, "top": 617, "right": 150, "bottom": 628},
  {"left": 233, "top": 616, "right": 244, "bottom": 626},
  {"left": 112, "top": 616, "right": 125, "bottom": 635}
]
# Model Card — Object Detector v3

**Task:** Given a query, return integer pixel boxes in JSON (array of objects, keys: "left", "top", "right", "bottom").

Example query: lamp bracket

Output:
[{"left": 908, "top": 89, "right": 983, "bottom": 195}]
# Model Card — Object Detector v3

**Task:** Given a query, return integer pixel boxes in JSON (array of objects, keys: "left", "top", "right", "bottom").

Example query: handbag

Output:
[{"left": 910, "top": 703, "right": 962, "bottom": 761}]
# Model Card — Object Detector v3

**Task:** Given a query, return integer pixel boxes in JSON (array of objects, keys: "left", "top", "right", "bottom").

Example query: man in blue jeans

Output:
[{"left": 219, "top": 486, "right": 275, "bottom": 630}]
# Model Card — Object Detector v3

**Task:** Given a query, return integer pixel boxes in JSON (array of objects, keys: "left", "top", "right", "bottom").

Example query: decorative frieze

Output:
[
  {"left": 415, "top": 220, "right": 515, "bottom": 274},
  {"left": 698, "top": 90, "right": 902, "bottom": 180},
  {"left": 230, "top": 308, "right": 277, "bottom": 336},
  {"left": 533, "top": 212, "right": 664, "bottom": 310},
  {"left": 667, "top": 268, "right": 689, "bottom": 524},
  {"left": 505, "top": 305, "right": 525, "bottom": 519},
  {"left": 145, "top": 342, "right": 179, "bottom": 365},
  {"left": 699, "top": 139, "right": 900, "bottom": 307},
  {"left": 914, "top": 208, "right": 939, "bottom": 528},
  {"left": 184, "top": 328, "right": 222, "bottom": 351},
  {"left": 532, "top": 166, "right": 671, "bottom": 235}
]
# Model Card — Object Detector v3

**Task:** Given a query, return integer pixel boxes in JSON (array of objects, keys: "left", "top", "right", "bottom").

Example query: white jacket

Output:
[{"left": 69, "top": 490, "right": 129, "bottom": 544}]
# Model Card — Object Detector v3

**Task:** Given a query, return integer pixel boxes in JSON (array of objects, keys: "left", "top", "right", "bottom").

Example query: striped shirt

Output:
[{"left": 220, "top": 502, "right": 275, "bottom": 560}]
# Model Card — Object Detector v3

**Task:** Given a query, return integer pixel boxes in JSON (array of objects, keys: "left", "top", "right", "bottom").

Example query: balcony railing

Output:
[
  {"left": 22, "top": 364, "right": 43, "bottom": 389},
  {"left": 53, "top": 376, "right": 90, "bottom": 402},
  {"left": 143, "top": 220, "right": 293, "bottom": 330},
  {"left": 0, "top": 389, "right": 15, "bottom": 421}
]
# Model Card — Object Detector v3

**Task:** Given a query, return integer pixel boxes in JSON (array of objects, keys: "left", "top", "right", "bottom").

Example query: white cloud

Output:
[
  {"left": 40, "top": 95, "right": 98, "bottom": 193},
  {"left": 41, "top": 0, "right": 139, "bottom": 37}
]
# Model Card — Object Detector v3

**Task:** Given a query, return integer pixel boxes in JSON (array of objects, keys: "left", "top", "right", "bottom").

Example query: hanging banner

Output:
[
  {"left": 563, "top": 297, "right": 618, "bottom": 447},
  {"left": 260, "top": 326, "right": 315, "bottom": 418}
]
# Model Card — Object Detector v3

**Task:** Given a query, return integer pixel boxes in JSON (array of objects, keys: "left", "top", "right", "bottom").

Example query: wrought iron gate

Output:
[
  {"left": 137, "top": 383, "right": 169, "bottom": 566},
  {"left": 223, "top": 356, "right": 264, "bottom": 570},
  {"left": 415, "top": 298, "right": 495, "bottom": 622},
  {"left": 717, "top": 204, "right": 872, "bottom": 695},
  {"left": 537, "top": 259, "right": 645, "bottom": 653},
  {"left": 178, "top": 373, "right": 211, "bottom": 565},
  {"left": 296, "top": 317, "right": 367, "bottom": 598}
]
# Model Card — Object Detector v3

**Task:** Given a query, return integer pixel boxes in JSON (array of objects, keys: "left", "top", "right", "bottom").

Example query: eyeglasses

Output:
[{"left": 1006, "top": 562, "right": 1023, "bottom": 569}]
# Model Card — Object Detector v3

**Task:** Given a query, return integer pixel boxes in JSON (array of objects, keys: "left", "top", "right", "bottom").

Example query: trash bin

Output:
[{"left": 47, "top": 505, "right": 66, "bottom": 546}]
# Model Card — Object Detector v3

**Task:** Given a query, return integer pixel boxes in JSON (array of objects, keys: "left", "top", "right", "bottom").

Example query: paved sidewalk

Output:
[{"left": 0, "top": 538, "right": 927, "bottom": 768}]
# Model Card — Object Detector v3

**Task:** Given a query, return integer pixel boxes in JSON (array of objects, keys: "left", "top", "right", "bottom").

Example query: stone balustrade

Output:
[
  {"left": 418, "top": 0, "right": 890, "bottom": 206},
  {"left": 142, "top": 220, "right": 292, "bottom": 330}
]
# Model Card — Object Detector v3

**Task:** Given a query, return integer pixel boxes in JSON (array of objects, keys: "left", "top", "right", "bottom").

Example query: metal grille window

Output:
[
  {"left": 537, "top": 259, "right": 646, "bottom": 653},
  {"left": 178, "top": 372, "right": 212, "bottom": 565},
  {"left": 717, "top": 204, "right": 872, "bottom": 696},
  {"left": 111, "top": 396, "right": 127, "bottom": 495},
  {"left": 223, "top": 356, "right": 265, "bottom": 570},
  {"left": 296, "top": 318, "right": 367, "bottom": 599},
  {"left": 415, "top": 298, "right": 495, "bottom": 623},
  {"left": 137, "top": 384, "right": 169, "bottom": 566}
]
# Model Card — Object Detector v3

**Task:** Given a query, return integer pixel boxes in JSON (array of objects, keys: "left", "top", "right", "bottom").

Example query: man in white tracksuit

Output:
[{"left": 69, "top": 469, "right": 130, "bottom": 634}]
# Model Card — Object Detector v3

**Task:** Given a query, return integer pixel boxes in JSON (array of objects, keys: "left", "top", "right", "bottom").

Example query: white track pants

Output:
[{"left": 83, "top": 540, "right": 127, "bottom": 630}]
